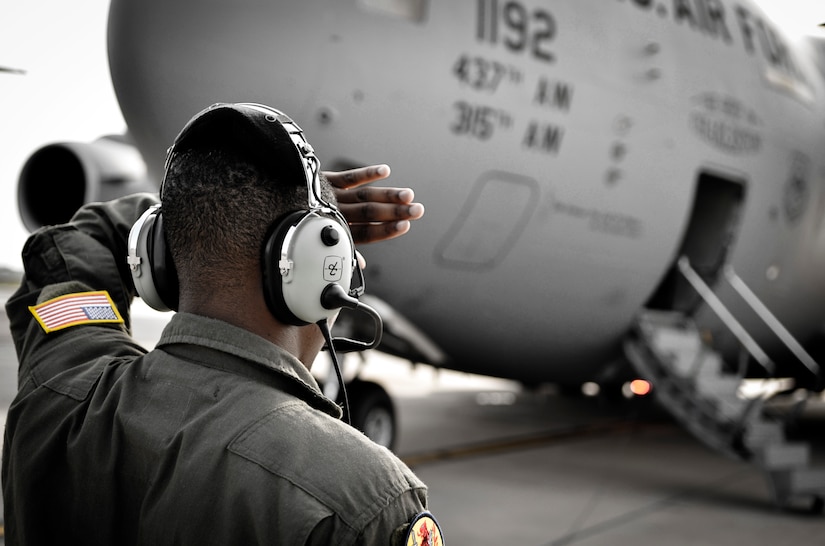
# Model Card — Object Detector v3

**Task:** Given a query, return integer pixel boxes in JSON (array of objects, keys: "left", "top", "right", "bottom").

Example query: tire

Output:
[{"left": 345, "top": 380, "right": 397, "bottom": 451}]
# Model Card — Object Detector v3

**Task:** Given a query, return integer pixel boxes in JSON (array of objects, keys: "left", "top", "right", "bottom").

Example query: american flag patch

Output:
[{"left": 29, "top": 291, "right": 124, "bottom": 333}]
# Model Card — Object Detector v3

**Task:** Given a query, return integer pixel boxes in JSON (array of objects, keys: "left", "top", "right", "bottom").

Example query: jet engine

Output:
[{"left": 17, "top": 136, "right": 154, "bottom": 231}]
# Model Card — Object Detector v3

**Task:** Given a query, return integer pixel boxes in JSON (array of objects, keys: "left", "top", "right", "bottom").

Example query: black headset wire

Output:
[
  {"left": 317, "top": 319, "right": 351, "bottom": 425},
  {"left": 316, "top": 283, "right": 385, "bottom": 425}
]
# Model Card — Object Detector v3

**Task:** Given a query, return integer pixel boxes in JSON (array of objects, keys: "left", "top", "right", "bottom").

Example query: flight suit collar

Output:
[{"left": 155, "top": 312, "right": 342, "bottom": 418}]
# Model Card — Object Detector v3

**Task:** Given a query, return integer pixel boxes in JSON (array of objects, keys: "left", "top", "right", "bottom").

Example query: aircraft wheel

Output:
[
  {"left": 556, "top": 382, "right": 584, "bottom": 398},
  {"left": 811, "top": 496, "right": 824, "bottom": 515},
  {"left": 346, "top": 380, "right": 397, "bottom": 451}
]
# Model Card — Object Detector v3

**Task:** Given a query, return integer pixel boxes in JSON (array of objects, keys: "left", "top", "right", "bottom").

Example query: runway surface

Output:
[{"left": 1, "top": 283, "right": 824, "bottom": 544}]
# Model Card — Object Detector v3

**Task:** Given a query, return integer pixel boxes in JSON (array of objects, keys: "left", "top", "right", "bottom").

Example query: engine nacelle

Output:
[{"left": 18, "top": 137, "right": 155, "bottom": 231}]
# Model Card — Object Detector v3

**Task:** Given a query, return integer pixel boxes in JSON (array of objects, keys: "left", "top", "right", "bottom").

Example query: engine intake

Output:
[{"left": 18, "top": 137, "right": 154, "bottom": 231}]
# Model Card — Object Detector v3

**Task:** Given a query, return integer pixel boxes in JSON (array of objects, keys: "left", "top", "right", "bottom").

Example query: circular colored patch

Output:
[{"left": 405, "top": 512, "right": 444, "bottom": 546}]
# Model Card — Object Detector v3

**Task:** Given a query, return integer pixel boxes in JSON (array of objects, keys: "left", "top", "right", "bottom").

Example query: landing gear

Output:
[
  {"left": 344, "top": 379, "right": 397, "bottom": 451},
  {"left": 318, "top": 351, "right": 398, "bottom": 451},
  {"left": 812, "top": 496, "right": 825, "bottom": 515}
]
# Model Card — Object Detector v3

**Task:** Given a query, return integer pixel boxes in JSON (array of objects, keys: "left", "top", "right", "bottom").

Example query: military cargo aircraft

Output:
[{"left": 14, "top": 0, "right": 825, "bottom": 510}]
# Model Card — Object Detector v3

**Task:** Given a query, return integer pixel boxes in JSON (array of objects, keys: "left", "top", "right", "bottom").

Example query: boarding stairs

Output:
[{"left": 624, "top": 257, "right": 825, "bottom": 512}]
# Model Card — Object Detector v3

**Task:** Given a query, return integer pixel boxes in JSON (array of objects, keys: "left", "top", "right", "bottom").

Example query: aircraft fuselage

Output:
[{"left": 107, "top": 0, "right": 825, "bottom": 383}]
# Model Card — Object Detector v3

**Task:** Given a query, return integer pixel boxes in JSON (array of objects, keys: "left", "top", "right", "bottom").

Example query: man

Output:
[{"left": 3, "top": 103, "right": 443, "bottom": 544}]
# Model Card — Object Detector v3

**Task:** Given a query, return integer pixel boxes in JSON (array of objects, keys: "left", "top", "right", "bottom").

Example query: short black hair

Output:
[{"left": 161, "top": 146, "right": 333, "bottom": 291}]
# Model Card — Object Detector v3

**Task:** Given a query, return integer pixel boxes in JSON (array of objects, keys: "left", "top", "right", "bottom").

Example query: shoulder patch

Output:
[
  {"left": 29, "top": 290, "right": 124, "bottom": 333},
  {"left": 403, "top": 512, "right": 443, "bottom": 546}
]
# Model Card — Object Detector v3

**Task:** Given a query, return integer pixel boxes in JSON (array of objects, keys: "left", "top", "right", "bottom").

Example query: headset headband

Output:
[
  {"left": 161, "top": 102, "right": 330, "bottom": 211},
  {"left": 235, "top": 103, "right": 326, "bottom": 211}
]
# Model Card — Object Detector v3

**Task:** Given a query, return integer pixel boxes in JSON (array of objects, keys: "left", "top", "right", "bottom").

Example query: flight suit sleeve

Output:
[
  {"left": 5, "top": 193, "right": 160, "bottom": 388},
  {"left": 304, "top": 482, "right": 434, "bottom": 545},
  {"left": 357, "top": 488, "right": 434, "bottom": 546}
]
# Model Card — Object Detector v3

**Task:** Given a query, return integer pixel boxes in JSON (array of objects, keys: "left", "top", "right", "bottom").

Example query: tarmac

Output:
[{"left": 1, "top": 283, "right": 824, "bottom": 544}]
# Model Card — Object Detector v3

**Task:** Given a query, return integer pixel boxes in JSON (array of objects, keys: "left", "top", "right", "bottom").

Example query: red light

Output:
[{"left": 630, "top": 379, "right": 651, "bottom": 396}]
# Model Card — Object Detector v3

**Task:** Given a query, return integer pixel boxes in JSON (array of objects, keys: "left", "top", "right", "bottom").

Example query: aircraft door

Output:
[{"left": 647, "top": 170, "right": 746, "bottom": 314}]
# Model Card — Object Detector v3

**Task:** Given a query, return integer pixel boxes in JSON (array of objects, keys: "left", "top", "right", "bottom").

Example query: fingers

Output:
[
  {"left": 335, "top": 185, "right": 415, "bottom": 205},
  {"left": 337, "top": 201, "right": 425, "bottom": 224},
  {"left": 323, "top": 163, "right": 425, "bottom": 245},
  {"left": 349, "top": 220, "right": 412, "bottom": 245},
  {"left": 324, "top": 164, "right": 391, "bottom": 190}
]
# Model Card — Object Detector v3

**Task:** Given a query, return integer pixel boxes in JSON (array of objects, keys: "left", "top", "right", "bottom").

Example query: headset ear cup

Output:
[
  {"left": 262, "top": 211, "right": 308, "bottom": 326},
  {"left": 261, "top": 210, "right": 355, "bottom": 326},
  {"left": 128, "top": 206, "right": 179, "bottom": 312},
  {"left": 148, "top": 213, "right": 180, "bottom": 311}
]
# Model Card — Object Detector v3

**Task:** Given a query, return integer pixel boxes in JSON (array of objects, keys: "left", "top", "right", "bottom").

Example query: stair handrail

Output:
[
  {"left": 722, "top": 266, "right": 821, "bottom": 378},
  {"left": 676, "top": 257, "right": 775, "bottom": 375}
]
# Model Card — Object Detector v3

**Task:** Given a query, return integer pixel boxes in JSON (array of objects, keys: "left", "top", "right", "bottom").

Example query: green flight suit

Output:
[{"left": 3, "top": 194, "right": 430, "bottom": 544}]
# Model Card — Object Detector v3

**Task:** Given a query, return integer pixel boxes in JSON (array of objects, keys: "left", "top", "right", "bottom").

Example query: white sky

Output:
[
  {"left": 1, "top": 0, "right": 124, "bottom": 271},
  {"left": 0, "top": 0, "right": 823, "bottom": 270}
]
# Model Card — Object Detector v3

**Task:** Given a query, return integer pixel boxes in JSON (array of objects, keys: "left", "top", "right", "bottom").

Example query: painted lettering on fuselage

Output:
[
  {"left": 450, "top": 1, "right": 572, "bottom": 155},
  {"left": 554, "top": 201, "right": 644, "bottom": 239},
  {"left": 533, "top": 78, "right": 573, "bottom": 112},
  {"left": 784, "top": 151, "right": 811, "bottom": 225},
  {"left": 618, "top": 0, "right": 808, "bottom": 87},
  {"left": 476, "top": 0, "right": 557, "bottom": 63},
  {"left": 523, "top": 122, "right": 564, "bottom": 154},
  {"left": 689, "top": 93, "right": 762, "bottom": 155}
]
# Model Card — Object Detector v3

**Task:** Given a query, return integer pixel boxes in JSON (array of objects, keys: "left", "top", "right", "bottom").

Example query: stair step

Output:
[
  {"left": 637, "top": 310, "right": 692, "bottom": 331},
  {"left": 648, "top": 331, "right": 725, "bottom": 379},
  {"left": 710, "top": 396, "right": 749, "bottom": 421},
  {"left": 782, "top": 467, "right": 825, "bottom": 495},
  {"left": 694, "top": 351, "right": 725, "bottom": 378},
  {"left": 757, "top": 442, "right": 810, "bottom": 470},
  {"left": 695, "top": 375, "right": 741, "bottom": 398},
  {"left": 742, "top": 420, "right": 785, "bottom": 450},
  {"left": 769, "top": 467, "right": 825, "bottom": 509},
  {"left": 649, "top": 326, "right": 700, "bottom": 352}
]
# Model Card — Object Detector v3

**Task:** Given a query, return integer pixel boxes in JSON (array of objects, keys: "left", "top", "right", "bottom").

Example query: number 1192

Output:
[{"left": 476, "top": 0, "right": 557, "bottom": 63}]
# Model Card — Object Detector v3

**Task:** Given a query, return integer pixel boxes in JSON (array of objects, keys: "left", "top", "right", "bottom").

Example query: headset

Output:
[{"left": 126, "top": 103, "right": 381, "bottom": 353}]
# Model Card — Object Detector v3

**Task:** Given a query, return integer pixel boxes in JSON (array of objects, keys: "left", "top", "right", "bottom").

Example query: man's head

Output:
[{"left": 160, "top": 104, "right": 336, "bottom": 318}]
